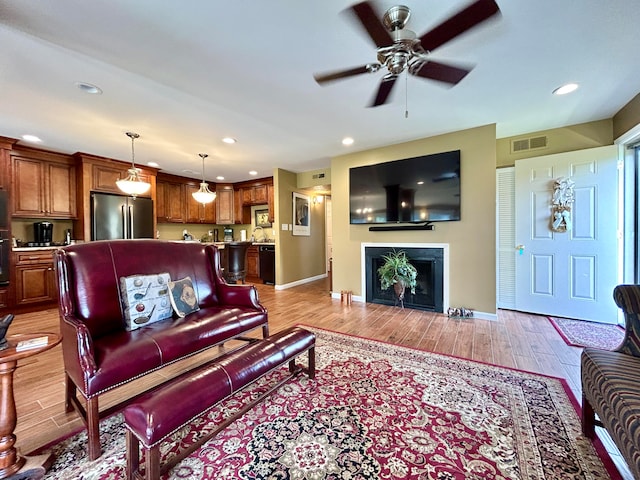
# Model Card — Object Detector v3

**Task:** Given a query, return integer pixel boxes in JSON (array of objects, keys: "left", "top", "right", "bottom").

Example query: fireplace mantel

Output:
[{"left": 361, "top": 242, "right": 449, "bottom": 312}]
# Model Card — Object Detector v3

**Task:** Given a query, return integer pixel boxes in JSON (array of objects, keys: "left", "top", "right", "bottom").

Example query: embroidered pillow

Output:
[
  {"left": 120, "top": 273, "right": 173, "bottom": 330},
  {"left": 168, "top": 276, "right": 200, "bottom": 318}
]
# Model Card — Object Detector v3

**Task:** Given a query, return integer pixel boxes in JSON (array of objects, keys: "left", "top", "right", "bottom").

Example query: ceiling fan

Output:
[{"left": 314, "top": 0, "right": 501, "bottom": 107}]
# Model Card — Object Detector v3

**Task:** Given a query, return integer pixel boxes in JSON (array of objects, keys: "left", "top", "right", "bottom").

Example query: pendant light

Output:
[
  {"left": 116, "top": 132, "right": 151, "bottom": 196},
  {"left": 192, "top": 153, "right": 216, "bottom": 205}
]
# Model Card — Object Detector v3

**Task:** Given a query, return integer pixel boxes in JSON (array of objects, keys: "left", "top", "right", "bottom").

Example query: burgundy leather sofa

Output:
[{"left": 54, "top": 239, "right": 269, "bottom": 460}]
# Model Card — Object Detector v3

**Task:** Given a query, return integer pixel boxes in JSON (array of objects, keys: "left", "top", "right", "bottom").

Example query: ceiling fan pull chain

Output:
[{"left": 405, "top": 71, "right": 409, "bottom": 118}]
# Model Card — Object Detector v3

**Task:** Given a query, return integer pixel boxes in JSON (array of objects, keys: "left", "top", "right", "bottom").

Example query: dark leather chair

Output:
[{"left": 225, "top": 241, "right": 252, "bottom": 284}]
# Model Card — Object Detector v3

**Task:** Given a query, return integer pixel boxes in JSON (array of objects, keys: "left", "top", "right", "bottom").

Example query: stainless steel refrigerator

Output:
[{"left": 91, "top": 192, "right": 154, "bottom": 240}]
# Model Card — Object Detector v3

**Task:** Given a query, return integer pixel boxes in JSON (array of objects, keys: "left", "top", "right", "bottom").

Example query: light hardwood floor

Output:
[{"left": 7, "top": 278, "right": 631, "bottom": 479}]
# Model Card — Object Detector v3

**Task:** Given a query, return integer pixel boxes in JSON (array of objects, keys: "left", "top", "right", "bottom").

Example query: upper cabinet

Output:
[
  {"left": 185, "top": 183, "right": 216, "bottom": 224},
  {"left": 216, "top": 184, "right": 234, "bottom": 225},
  {"left": 90, "top": 163, "right": 149, "bottom": 196},
  {"left": 157, "top": 179, "right": 186, "bottom": 223},
  {"left": 11, "top": 151, "right": 77, "bottom": 219},
  {"left": 242, "top": 184, "right": 268, "bottom": 206},
  {"left": 235, "top": 178, "right": 274, "bottom": 225}
]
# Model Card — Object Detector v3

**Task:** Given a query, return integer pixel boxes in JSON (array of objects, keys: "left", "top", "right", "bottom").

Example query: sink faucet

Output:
[{"left": 252, "top": 226, "right": 266, "bottom": 242}]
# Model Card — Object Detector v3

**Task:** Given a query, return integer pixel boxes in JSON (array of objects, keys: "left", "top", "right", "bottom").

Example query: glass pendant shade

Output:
[
  {"left": 116, "top": 132, "right": 151, "bottom": 196},
  {"left": 192, "top": 153, "right": 216, "bottom": 205}
]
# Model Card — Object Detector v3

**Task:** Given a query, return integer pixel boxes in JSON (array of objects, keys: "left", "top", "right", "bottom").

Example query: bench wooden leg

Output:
[
  {"left": 308, "top": 347, "right": 315, "bottom": 379},
  {"left": 126, "top": 430, "right": 140, "bottom": 480},
  {"left": 145, "top": 446, "right": 160, "bottom": 480},
  {"left": 288, "top": 347, "right": 316, "bottom": 379},
  {"left": 86, "top": 397, "right": 101, "bottom": 460},
  {"left": 582, "top": 393, "right": 595, "bottom": 438}
]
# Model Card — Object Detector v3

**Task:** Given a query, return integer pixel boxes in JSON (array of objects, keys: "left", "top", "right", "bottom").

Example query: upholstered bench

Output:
[
  {"left": 123, "top": 326, "right": 316, "bottom": 480},
  {"left": 581, "top": 284, "right": 640, "bottom": 479}
]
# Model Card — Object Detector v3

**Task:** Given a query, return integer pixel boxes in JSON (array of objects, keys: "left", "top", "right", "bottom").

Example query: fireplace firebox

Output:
[{"left": 365, "top": 246, "right": 444, "bottom": 312}]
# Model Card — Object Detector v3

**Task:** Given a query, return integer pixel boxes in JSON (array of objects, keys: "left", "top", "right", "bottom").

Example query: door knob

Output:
[{"left": 516, "top": 244, "right": 525, "bottom": 255}]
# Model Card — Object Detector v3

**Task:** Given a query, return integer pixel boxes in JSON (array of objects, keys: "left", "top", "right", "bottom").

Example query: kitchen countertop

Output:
[{"left": 13, "top": 241, "right": 276, "bottom": 252}]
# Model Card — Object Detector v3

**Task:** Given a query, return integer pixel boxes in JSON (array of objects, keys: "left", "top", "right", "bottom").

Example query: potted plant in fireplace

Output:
[{"left": 377, "top": 250, "right": 417, "bottom": 308}]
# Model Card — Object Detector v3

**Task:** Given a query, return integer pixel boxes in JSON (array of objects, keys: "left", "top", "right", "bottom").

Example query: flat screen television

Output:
[{"left": 349, "top": 150, "right": 461, "bottom": 224}]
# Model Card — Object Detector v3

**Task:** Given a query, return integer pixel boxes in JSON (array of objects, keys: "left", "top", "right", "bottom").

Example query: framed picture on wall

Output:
[
  {"left": 255, "top": 209, "right": 271, "bottom": 227},
  {"left": 292, "top": 192, "right": 310, "bottom": 236}
]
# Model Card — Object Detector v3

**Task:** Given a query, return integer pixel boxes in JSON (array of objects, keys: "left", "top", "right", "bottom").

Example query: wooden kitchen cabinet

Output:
[
  {"left": 12, "top": 155, "right": 77, "bottom": 219},
  {"left": 14, "top": 250, "right": 57, "bottom": 306},
  {"left": 216, "top": 184, "right": 234, "bottom": 224},
  {"left": 246, "top": 245, "right": 259, "bottom": 278},
  {"left": 267, "top": 184, "right": 275, "bottom": 223},
  {"left": 235, "top": 178, "right": 275, "bottom": 225},
  {"left": 185, "top": 184, "right": 216, "bottom": 224},
  {"left": 156, "top": 180, "right": 186, "bottom": 223},
  {"left": 241, "top": 184, "right": 268, "bottom": 206}
]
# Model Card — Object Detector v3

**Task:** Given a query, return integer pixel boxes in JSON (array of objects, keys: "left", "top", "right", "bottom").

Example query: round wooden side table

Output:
[{"left": 0, "top": 333, "right": 61, "bottom": 480}]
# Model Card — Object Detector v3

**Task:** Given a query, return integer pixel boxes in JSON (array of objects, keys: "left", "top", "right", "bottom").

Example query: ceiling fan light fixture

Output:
[
  {"left": 192, "top": 153, "right": 216, "bottom": 205},
  {"left": 116, "top": 132, "right": 151, "bottom": 197}
]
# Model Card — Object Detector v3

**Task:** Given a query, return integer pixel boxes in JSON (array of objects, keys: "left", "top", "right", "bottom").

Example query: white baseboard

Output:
[
  {"left": 328, "top": 292, "right": 498, "bottom": 320},
  {"left": 275, "top": 273, "right": 327, "bottom": 290}
]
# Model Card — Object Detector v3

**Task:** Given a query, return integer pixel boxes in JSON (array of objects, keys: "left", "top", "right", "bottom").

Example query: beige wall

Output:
[
  {"left": 613, "top": 93, "right": 640, "bottom": 140},
  {"left": 496, "top": 119, "right": 613, "bottom": 167},
  {"left": 274, "top": 168, "right": 326, "bottom": 286},
  {"left": 331, "top": 124, "right": 497, "bottom": 315}
]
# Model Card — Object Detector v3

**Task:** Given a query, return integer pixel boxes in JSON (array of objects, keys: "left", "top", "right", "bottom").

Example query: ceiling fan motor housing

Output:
[{"left": 383, "top": 5, "right": 411, "bottom": 31}]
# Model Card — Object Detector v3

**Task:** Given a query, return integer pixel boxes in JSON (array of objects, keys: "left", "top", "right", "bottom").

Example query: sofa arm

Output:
[
  {"left": 217, "top": 283, "right": 266, "bottom": 312},
  {"left": 612, "top": 284, "right": 640, "bottom": 357},
  {"left": 60, "top": 314, "right": 98, "bottom": 380}
]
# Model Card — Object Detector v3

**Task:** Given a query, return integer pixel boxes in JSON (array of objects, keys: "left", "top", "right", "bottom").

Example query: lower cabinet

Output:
[
  {"left": 14, "top": 250, "right": 57, "bottom": 306},
  {"left": 0, "top": 288, "right": 8, "bottom": 309},
  {"left": 246, "top": 245, "right": 259, "bottom": 278}
]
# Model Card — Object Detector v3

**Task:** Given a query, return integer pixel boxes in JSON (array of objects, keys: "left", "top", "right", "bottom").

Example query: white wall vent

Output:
[{"left": 511, "top": 135, "right": 548, "bottom": 153}]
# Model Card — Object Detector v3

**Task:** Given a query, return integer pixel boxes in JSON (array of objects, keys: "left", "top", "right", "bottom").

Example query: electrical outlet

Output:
[{"left": 281, "top": 223, "right": 288, "bottom": 231}]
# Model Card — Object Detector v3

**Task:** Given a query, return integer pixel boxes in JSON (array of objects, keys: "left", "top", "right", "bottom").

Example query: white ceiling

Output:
[{"left": 0, "top": 1, "right": 639, "bottom": 183}]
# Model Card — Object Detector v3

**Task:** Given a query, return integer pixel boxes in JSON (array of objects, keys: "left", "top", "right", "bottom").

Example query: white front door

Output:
[{"left": 515, "top": 145, "right": 620, "bottom": 323}]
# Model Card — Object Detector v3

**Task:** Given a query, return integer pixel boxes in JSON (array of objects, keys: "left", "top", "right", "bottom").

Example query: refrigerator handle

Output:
[
  {"left": 122, "top": 205, "right": 128, "bottom": 239},
  {"left": 129, "top": 205, "right": 134, "bottom": 239}
]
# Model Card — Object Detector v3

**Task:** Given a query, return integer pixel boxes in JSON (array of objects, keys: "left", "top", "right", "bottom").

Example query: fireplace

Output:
[{"left": 362, "top": 243, "right": 447, "bottom": 312}]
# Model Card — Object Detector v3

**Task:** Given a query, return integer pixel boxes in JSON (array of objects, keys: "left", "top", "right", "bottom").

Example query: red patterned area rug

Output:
[
  {"left": 549, "top": 317, "right": 625, "bottom": 350},
  {"left": 40, "top": 327, "right": 620, "bottom": 479}
]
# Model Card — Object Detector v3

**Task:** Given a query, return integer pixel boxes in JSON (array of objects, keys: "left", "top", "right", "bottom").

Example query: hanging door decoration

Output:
[{"left": 551, "top": 177, "right": 574, "bottom": 232}]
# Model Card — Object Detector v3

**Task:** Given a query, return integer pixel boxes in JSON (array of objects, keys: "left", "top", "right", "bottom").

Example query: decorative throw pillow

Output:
[
  {"left": 120, "top": 273, "right": 173, "bottom": 330},
  {"left": 168, "top": 276, "right": 200, "bottom": 318}
]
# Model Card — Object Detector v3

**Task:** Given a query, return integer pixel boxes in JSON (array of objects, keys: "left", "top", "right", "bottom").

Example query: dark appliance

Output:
[
  {"left": 259, "top": 244, "right": 275, "bottom": 285},
  {"left": 0, "top": 191, "right": 8, "bottom": 285},
  {"left": 223, "top": 227, "right": 233, "bottom": 242},
  {"left": 33, "top": 221, "right": 53, "bottom": 245},
  {"left": 349, "top": 150, "right": 461, "bottom": 224},
  {"left": 91, "top": 192, "right": 154, "bottom": 240}
]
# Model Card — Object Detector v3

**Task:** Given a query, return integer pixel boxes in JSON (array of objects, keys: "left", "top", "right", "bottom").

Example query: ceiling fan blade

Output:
[
  {"left": 412, "top": 60, "right": 471, "bottom": 85},
  {"left": 369, "top": 76, "right": 397, "bottom": 107},
  {"left": 419, "top": 0, "right": 500, "bottom": 52},
  {"left": 314, "top": 65, "right": 374, "bottom": 84},
  {"left": 349, "top": 1, "right": 394, "bottom": 48}
]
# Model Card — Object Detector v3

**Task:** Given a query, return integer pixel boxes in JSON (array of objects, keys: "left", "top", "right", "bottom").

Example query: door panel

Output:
[{"left": 515, "top": 145, "right": 619, "bottom": 322}]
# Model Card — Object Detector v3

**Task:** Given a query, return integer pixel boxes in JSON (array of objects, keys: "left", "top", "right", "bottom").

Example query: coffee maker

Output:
[
  {"left": 223, "top": 227, "right": 233, "bottom": 242},
  {"left": 33, "top": 221, "right": 53, "bottom": 246}
]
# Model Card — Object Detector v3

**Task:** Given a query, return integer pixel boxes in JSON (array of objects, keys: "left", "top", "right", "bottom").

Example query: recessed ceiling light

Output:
[
  {"left": 222, "top": 137, "right": 237, "bottom": 144},
  {"left": 216, "top": 175, "right": 225, "bottom": 181},
  {"left": 342, "top": 137, "right": 354, "bottom": 146},
  {"left": 552, "top": 83, "right": 579, "bottom": 95},
  {"left": 147, "top": 161, "right": 159, "bottom": 168},
  {"left": 249, "top": 170, "right": 258, "bottom": 176},
  {"left": 21, "top": 134, "right": 42, "bottom": 143},
  {"left": 417, "top": 181, "right": 424, "bottom": 185},
  {"left": 75, "top": 81, "right": 103, "bottom": 94}
]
